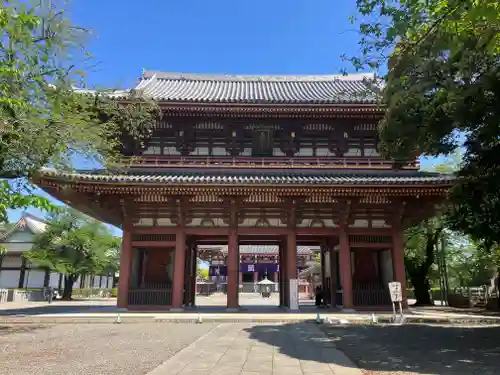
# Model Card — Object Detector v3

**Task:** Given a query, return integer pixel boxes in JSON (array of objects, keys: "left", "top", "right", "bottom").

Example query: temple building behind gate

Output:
[{"left": 33, "top": 71, "right": 453, "bottom": 310}]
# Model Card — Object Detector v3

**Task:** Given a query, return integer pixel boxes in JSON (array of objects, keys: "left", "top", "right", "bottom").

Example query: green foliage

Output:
[
  {"left": 0, "top": 180, "right": 55, "bottom": 223},
  {"left": 26, "top": 208, "right": 120, "bottom": 298},
  {"left": 348, "top": 0, "right": 500, "bottom": 243},
  {"left": 198, "top": 268, "right": 209, "bottom": 280},
  {"left": 0, "top": 1, "right": 159, "bottom": 220},
  {"left": 92, "top": 95, "right": 160, "bottom": 157},
  {"left": 446, "top": 237, "right": 498, "bottom": 287}
]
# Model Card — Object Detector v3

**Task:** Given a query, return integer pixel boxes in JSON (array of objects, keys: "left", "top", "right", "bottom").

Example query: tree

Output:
[
  {"left": 0, "top": 1, "right": 158, "bottom": 221},
  {"left": 446, "top": 238, "right": 498, "bottom": 288},
  {"left": 404, "top": 218, "right": 444, "bottom": 305},
  {"left": 27, "top": 208, "right": 118, "bottom": 299},
  {"left": 348, "top": 0, "right": 500, "bottom": 244}
]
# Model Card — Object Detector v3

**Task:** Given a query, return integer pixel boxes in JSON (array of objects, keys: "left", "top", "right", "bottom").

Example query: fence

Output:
[{"left": 0, "top": 289, "right": 8, "bottom": 303}]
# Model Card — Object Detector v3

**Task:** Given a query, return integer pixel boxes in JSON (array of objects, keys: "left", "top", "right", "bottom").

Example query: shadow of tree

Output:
[
  {"left": 244, "top": 322, "right": 500, "bottom": 375},
  {"left": 243, "top": 322, "right": 359, "bottom": 371}
]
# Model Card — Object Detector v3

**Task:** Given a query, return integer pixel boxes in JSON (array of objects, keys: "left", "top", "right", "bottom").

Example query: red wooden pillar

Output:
[
  {"left": 287, "top": 231, "right": 298, "bottom": 310},
  {"left": 279, "top": 240, "right": 287, "bottom": 308},
  {"left": 339, "top": 225, "right": 353, "bottom": 309},
  {"left": 392, "top": 223, "right": 408, "bottom": 308},
  {"left": 226, "top": 229, "right": 239, "bottom": 310},
  {"left": 117, "top": 225, "right": 132, "bottom": 309},
  {"left": 329, "top": 244, "right": 338, "bottom": 307},
  {"left": 171, "top": 229, "right": 186, "bottom": 310},
  {"left": 253, "top": 271, "right": 259, "bottom": 282}
]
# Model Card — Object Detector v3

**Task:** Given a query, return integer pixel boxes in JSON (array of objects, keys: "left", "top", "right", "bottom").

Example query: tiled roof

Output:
[
  {"left": 197, "top": 245, "right": 318, "bottom": 255},
  {"left": 131, "top": 70, "right": 379, "bottom": 104},
  {"left": 0, "top": 213, "right": 47, "bottom": 241},
  {"left": 38, "top": 168, "right": 454, "bottom": 186}
]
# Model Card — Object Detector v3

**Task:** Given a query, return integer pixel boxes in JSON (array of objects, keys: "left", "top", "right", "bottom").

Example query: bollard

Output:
[
  {"left": 115, "top": 312, "right": 122, "bottom": 324},
  {"left": 316, "top": 312, "right": 322, "bottom": 324},
  {"left": 196, "top": 313, "right": 203, "bottom": 324}
]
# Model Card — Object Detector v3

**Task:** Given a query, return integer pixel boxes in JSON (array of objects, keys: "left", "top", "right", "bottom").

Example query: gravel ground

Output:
[
  {"left": 321, "top": 323, "right": 500, "bottom": 375},
  {"left": 0, "top": 323, "right": 217, "bottom": 375}
]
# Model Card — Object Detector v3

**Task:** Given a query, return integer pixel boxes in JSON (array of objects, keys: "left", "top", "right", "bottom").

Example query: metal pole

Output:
[
  {"left": 441, "top": 236, "right": 450, "bottom": 306},
  {"left": 436, "top": 239, "right": 444, "bottom": 305}
]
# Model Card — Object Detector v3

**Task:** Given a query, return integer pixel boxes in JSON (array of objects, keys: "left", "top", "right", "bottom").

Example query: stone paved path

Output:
[{"left": 147, "top": 323, "right": 362, "bottom": 375}]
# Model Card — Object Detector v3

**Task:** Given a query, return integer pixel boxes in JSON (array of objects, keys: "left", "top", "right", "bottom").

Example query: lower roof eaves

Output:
[{"left": 35, "top": 168, "right": 454, "bottom": 187}]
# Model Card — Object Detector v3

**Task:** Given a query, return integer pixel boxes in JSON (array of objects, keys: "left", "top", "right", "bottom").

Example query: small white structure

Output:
[{"left": 0, "top": 213, "right": 113, "bottom": 291}]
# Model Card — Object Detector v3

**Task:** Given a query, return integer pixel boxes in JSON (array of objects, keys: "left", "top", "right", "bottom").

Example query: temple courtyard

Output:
[{"left": 0, "top": 321, "right": 499, "bottom": 375}]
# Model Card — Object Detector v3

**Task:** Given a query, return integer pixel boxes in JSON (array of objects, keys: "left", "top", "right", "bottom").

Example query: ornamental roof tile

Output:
[
  {"left": 38, "top": 168, "right": 454, "bottom": 186},
  {"left": 130, "top": 70, "right": 379, "bottom": 104}
]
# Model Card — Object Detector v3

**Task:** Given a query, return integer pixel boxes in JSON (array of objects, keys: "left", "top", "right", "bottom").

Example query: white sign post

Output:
[
  {"left": 289, "top": 279, "right": 299, "bottom": 311},
  {"left": 388, "top": 281, "right": 404, "bottom": 323}
]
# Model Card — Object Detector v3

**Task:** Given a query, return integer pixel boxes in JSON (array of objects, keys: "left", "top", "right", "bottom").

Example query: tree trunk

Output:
[
  {"left": 62, "top": 275, "right": 75, "bottom": 300},
  {"left": 411, "top": 275, "right": 432, "bottom": 306}
]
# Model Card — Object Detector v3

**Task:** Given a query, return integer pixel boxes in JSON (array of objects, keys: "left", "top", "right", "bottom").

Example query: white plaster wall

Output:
[
  {"left": 297, "top": 148, "right": 313, "bottom": 156},
  {"left": 163, "top": 147, "right": 181, "bottom": 156},
  {"left": 191, "top": 147, "right": 209, "bottom": 156},
  {"left": 349, "top": 219, "right": 369, "bottom": 228},
  {"left": 273, "top": 148, "right": 285, "bottom": 156},
  {"left": 7, "top": 231, "right": 33, "bottom": 243},
  {"left": 372, "top": 220, "right": 391, "bottom": 228},
  {"left": 297, "top": 219, "right": 337, "bottom": 228},
  {"left": 316, "top": 148, "right": 335, "bottom": 157},
  {"left": 49, "top": 272, "right": 60, "bottom": 288},
  {"left": 0, "top": 270, "right": 20, "bottom": 288},
  {"left": 156, "top": 218, "right": 175, "bottom": 227},
  {"left": 73, "top": 276, "right": 83, "bottom": 289},
  {"left": 365, "top": 148, "right": 380, "bottom": 157},
  {"left": 142, "top": 145, "right": 161, "bottom": 155},
  {"left": 135, "top": 218, "right": 154, "bottom": 227},
  {"left": 344, "top": 148, "right": 362, "bottom": 156},
  {"left": 25, "top": 270, "right": 45, "bottom": 288},
  {"left": 212, "top": 147, "right": 226, "bottom": 156},
  {"left": 239, "top": 218, "right": 286, "bottom": 228}
]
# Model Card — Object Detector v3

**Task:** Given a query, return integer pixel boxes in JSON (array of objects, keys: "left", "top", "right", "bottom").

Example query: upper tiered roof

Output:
[{"left": 128, "top": 70, "right": 378, "bottom": 104}]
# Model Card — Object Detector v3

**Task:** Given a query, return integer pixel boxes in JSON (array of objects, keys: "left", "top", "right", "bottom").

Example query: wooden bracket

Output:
[
  {"left": 229, "top": 198, "right": 238, "bottom": 229},
  {"left": 286, "top": 198, "right": 297, "bottom": 228},
  {"left": 337, "top": 199, "right": 352, "bottom": 226},
  {"left": 391, "top": 199, "right": 407, "bottom": 226},
  {"left": 174, "top": 197, "right": 187, "bottom": 227}
]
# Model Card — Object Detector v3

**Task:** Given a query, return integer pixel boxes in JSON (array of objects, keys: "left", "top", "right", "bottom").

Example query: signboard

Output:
[
  {"left": 289, "top": 278, "right": 299, "bottom": 310},
  {"left": 388, "top": 281, "right": 402, "bottom": 302}
]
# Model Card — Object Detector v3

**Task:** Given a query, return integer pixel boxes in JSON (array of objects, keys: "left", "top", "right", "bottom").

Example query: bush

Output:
[{"left": 111, "top": 288, "right": 117, "bottom": 297}]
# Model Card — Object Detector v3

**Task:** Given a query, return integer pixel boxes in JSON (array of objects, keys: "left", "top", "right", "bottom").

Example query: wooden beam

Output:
[
  {"left": 349, "top": 242, "right": 392, "bottom": 248},
  {"left": 131, "top": 241, "right": 176, "bottom": 248}
]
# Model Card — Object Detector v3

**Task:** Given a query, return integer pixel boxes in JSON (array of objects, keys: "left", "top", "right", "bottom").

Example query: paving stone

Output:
[{"left": 145, "top": 323, "right": 361, "bottom": 375}]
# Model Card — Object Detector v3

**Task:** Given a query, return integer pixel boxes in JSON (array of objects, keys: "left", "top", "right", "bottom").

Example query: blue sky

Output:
[{"left": 8, "top": 0, "right": 442, "bottom": 232}]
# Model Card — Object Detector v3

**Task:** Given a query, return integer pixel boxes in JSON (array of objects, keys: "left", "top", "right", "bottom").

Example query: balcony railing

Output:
[{"left": 115, "top": 156, "right": 418, "bottom": 170}]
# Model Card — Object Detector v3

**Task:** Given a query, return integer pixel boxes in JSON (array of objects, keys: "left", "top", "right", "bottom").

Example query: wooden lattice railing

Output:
[
  {"left": 128, "top": 284, "right": 172, "bottom": 306},
  {"left": 115, "top": 156, "right": 419, "bottom": 170}
]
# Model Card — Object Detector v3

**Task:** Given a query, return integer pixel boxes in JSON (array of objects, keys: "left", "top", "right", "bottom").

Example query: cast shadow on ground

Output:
[
  {"left": 244, "top": 322, "right": 500, "bottom": 375},
  {"left": 0, "top": 302, "right": 116, "bottom": 316}
]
